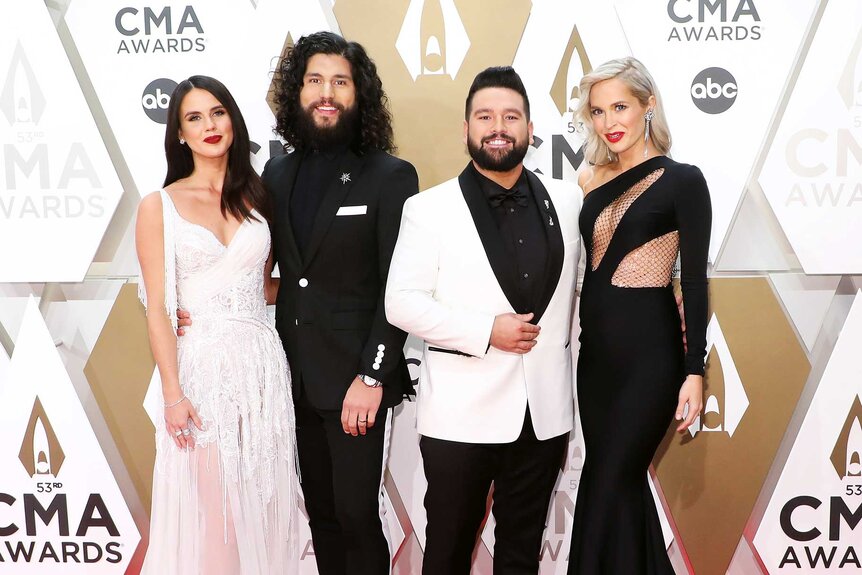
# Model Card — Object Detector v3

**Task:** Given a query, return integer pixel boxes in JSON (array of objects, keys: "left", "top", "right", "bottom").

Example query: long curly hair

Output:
[
  {"left": 164, "top": 75, "right": 271, "bottom": 221},
  {"left": 271, "top": 31, "right": 395, "bottom": 154}
]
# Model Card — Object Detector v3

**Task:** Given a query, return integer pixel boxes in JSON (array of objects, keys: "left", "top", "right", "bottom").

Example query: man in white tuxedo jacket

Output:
[{"left": 385, "top": 67, "right": 581, "bottom": 574}]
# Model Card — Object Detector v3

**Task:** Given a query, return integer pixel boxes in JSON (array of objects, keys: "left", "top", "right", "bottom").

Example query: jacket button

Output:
[{"left": 298, "top": 278, "right": 309, "bottom": 287}]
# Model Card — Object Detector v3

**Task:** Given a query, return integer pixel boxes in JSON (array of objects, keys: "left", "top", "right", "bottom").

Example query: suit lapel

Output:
[
  {"left": 526, "top": 170, "right": 564, "bottom": 324},
  {"left": 458, "top": 165, "right": 527, "bottom": 314},
  {"left": 302, "top": 151, "right": 363, "bottom": 270},
  {"left": 276, "top": 152, "right": 303, "bottom": 269}
]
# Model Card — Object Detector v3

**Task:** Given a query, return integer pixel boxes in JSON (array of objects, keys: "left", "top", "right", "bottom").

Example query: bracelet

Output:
[{"left": 164, "top": 396, "right": 186, "bottom": 408}]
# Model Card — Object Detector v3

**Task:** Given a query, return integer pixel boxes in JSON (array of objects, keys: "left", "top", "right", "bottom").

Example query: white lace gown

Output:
[{"left": 139, "top": 190, "right": 298, "bottom": 574}]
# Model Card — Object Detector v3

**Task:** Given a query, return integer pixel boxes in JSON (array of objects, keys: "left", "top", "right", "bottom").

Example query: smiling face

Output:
[
  {"left": 299, "top": 53, "right": 357, "bottom": 129},
  {"left": 588, "top": 77, "right": 655, "bottom": 159},
  {"left": 177, "top": 88, "right": 234, "bottom": 159},
  {"left": 463, "top": 87, "right": 533, "bottom": 173}
]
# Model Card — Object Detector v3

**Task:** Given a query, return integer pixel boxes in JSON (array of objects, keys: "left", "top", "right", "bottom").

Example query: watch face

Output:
[{"left": 361, "top": 375, "right": 380, "bottom": 387}]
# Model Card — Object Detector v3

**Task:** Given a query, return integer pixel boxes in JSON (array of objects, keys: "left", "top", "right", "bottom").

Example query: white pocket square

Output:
[{"left": 336, "top": 205, "right": 367, "bottom": 216}]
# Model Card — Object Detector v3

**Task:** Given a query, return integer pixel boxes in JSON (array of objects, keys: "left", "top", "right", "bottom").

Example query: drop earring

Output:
[{"left": 643, "top": 108, "right": 654, "bottom": 159}]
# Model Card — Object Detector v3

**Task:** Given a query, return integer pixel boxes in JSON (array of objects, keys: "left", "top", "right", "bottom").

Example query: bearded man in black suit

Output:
[{"left": 262, "top": 31, "right": 417, "bottom": 575}]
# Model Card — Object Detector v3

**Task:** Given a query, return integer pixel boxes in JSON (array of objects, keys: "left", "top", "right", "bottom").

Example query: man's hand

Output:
[
  {"left": 177, "top": 309, "right": 191, "bottom": 337},
  {"left": 489, "top": 312, "right": 540, "bottom": 354},
  {"left": 341, "top": 377, "right": 383, "bottom": 436}
]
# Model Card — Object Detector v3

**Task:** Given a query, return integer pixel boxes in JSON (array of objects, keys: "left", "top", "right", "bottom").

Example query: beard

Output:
[
  {"left": 294, "top": 100, "right": 359, "bottom": 152},
  {"left": 467, "top": 133, "right": 529, "bottom": 172}
]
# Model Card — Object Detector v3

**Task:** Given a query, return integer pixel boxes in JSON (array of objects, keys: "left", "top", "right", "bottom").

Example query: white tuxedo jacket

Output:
[{"left": 385, "top": 165, "right": 581, "bottom": 443}]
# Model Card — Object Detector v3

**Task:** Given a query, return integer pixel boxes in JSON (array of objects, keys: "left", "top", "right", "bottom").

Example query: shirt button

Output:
[
  {"left": 298, "top": 278, "right": 309, "bottom": 287},
  {"left": 509, "top": 208, "right": 515, "bottom": 213},
  {"left": 518, "top": 239, "right": 524, "bottom": 244},
  {"left": 523, "top": 273, "right": 529, "bottom": 279}
]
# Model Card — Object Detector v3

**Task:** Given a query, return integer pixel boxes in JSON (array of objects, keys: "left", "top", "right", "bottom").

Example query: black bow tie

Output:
[{"left": 488, "top": 187, "right": 528, "bottom": 208}]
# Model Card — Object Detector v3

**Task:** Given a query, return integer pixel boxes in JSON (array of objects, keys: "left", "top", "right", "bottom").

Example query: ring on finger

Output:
[
  {"left": 174, "top": 429, "right": 182, "bottom": 437},
  {"left": 358, "top": 419, "right": 367, "bottom": 424},
  {"left": 181, "top": 428, "right": 191, "bottom": 436}
]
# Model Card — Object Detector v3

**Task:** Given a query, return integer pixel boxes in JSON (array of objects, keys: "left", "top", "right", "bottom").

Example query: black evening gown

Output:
[{"left": 568, "top": 156, "right": 711, "bottom": 574}]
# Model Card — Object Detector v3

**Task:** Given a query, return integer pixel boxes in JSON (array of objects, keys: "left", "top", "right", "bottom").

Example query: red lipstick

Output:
[
  {"left": 204, "top": 135, "right": 222, "bottom": 144},
  {"left": 605, "top": 132, "right": 624, "bottom": 143}
]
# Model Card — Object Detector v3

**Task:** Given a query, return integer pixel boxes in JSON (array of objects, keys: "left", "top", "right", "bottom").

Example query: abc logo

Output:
[
  {"left": 141, "top": 78, "right": 178, "bottom": 124},
  {"left": 690, "top": 67, "right": 738, "bottom": 114}
]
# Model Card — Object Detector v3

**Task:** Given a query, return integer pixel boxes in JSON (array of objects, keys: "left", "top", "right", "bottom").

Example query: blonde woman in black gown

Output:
[{"left": 568, "top": 57, "right": 710, "bottom": 574}]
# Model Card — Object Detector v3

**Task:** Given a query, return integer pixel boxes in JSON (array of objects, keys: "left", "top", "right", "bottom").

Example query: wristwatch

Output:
[{"left": 358, "top": 374, "right": 382, "bottom": 388}]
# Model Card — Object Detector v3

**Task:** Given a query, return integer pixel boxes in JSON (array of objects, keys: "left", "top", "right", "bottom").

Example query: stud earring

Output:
[
  {"left": 643, "top": 109, "right": 655, "bottom": 159},
  {"left": 179, "top": 138, "right": 185, "bottom": 145}
]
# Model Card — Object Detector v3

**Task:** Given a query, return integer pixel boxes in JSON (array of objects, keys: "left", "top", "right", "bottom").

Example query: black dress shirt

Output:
[
  {"left": 290, "top": 147, "right": 348, "bottom": 255},
  {"left": 470, "top": 163, "right": 548, "bottom": 312}
]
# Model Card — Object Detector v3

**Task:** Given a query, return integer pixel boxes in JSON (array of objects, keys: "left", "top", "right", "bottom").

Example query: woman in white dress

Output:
[{"left": 136, "top": 75, "right": 297, "bottom": 574}]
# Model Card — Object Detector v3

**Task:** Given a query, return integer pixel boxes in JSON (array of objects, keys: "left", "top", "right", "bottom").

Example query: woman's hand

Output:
[
  {"left": 675, "top": 374, "right": 703, "bottom": 433},
  {"left": 164, "top": 398, "right": 204, "bottom": 450}
]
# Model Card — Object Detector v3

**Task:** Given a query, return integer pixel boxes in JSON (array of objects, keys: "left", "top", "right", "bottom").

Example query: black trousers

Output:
[
  {"left": 420, "top": 408, "right": 568, "bottom": 575},
  {"left": 295, "top": 391, "right": 391, "bottom": 575}
]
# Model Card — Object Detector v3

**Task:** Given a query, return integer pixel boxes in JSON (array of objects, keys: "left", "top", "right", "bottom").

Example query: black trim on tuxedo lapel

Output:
[
  {"left": 525, "top": 170, "right": 564, "bottom": 325},
  {"left": 458, "top": 164, "right": 528, "bottom": 314},
  {"left": 302, "top": 151, "right": 363, "bottom": 270},
  {"left": 275, "top": 151, "right": 303, "bottom": 269}
]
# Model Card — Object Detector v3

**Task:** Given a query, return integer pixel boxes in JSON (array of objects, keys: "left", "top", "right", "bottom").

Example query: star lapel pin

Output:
[
  {"left": 544, "top": 199, "right": 550, "bottom": 210},
  {"left": 340, "top": 172, "right": 351, "bottom": 184}
]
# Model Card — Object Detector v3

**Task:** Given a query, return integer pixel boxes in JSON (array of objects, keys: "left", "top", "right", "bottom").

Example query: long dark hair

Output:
[
  {"left": 272, "top": 31, "right": 395, "bottom": 154},
  {"left": 163, "top": 75, "right": 271, "bottom": 221}
]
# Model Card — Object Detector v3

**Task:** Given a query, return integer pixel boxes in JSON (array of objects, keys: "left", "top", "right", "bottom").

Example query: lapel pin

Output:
[
  {"left": 340, "top": 172, "right": 351, "bottom": 184},
  {"left": 544, "top": 199, "right": 550, "bottom": 210},
  {"left": 549, "top": 216, "right": 554, "bottom": 226}
]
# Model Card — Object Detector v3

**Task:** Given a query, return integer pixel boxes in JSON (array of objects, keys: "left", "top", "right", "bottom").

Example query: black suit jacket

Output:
[{"left": 262, "top": 149, "right": 419, "bottom": 410}]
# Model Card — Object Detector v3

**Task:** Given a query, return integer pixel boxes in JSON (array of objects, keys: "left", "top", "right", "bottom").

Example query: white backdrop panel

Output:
[
  {"left": 0, "top": 2, "right": 123, "bottom": 282},
  {"left": 761, "top": 0, "right": 862, "bottom": 274},
  {"left": 614, "top": 0, "right": 817, "bottom": 264}
]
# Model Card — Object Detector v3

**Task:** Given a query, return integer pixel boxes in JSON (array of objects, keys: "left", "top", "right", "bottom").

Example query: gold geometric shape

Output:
[
  {"left": 653, "top": 277, "right": 810, "bottom": 575},
  {"left": 701, "top": 346, "right": 724, "bottom": 431},
  {"left": 83, "top": 284, "right": 157, "bottom": 512},
  {"left": 267, "top": 31, "right": 295, "bottom": 120},
  {"left": 334, "top": 0, "right": 532, "bottom": 190},
  {"left": 420, "top": 0, "right": 446, "bottom": 74},
  {"left": 831, "top": 395, "right": 862, "bottom": 479},
  {"left": 550, "top": 24, "right": 591, "bottom": 116},
  {"left": 18, "top": 397, "right": 65, "bottom": 477},
  {"left": 837, "top": 26, "right": 862, "bottom": 110}
]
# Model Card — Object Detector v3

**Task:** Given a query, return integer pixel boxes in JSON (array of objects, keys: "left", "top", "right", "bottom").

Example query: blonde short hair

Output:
[{"left": 576, "top": 57, "right": 671, "bottom": 166}]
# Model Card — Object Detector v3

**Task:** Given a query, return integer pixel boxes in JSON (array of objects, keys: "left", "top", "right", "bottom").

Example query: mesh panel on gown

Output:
[
  {"left": 591, "top": 168, "right": 665, "bottom": 271},
  {"left": 611, "top": 231, "right": 679, "bottom": 288}
]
